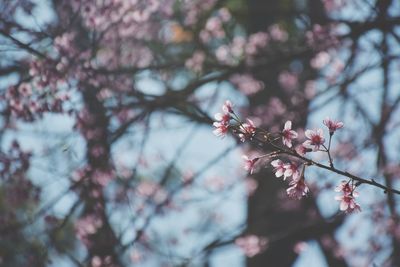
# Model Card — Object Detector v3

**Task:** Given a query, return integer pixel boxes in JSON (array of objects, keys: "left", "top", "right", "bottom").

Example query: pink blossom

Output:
[
  {"left": 243, "top": 155, "right": 259, "bottom": 174},
  {"left": 230, "top": 74, "right": 264, "bottom": 95},
  {"left": 239, "top": 119, "right": 256, "bottom": 142},
  {"left": 185, "top": 51, "right": 205, "bottom": 73},
  {"left": 335, "top": 180, "right": 353, "bottom": 195},
  {"left": 213, "top": 101, "right": 234, "bottom": 138},
  {"left": 323, "top": 117, "right": 344, "bottom": 134},
  {"left": 269, "top": 24, "right": 288, "bottom": 42},
  {"left": 222, "top": 100, "right": 234, "bottom": 114},
  {"left": 136, "top": 181, "right": 167, "bottom": 204},
  {"left": 75, "top": 214, "right": 103, "bottom": 245},
  {"left": 335, "top": 194, "right": 361, "bottom": 213},
  {"left": 213, "top": 122, "right": 229, "bottom": 138},
  {"left": 282, "top": 120, "right": 298, "bottom": 148},
  {"left": 295, "top": 144, "right": 310, "bottom": 156},
  {"left": 303, "top": 129, "right": 325, "bottom": 151},
  {"left": 235, "top": 235, "right": 268, "bottom": 257},
  {"left": 271, "top": 159, "right": 285, "bottom": 178},
  {"left": 286, "top": 178, "right": 309, "bottom": 199},
  {"left": 335, "top": 180, "right": 361, "bottom": 213},
  {"left": 214, "top": 112, "right": 231, "bottom": 125},
  {"left": 283, "top": 162, "right": 300, "bottom": 181},
  {"left": 310, "top": 51, "right": 330, "bottom": 69},
  {"left": 245, "top": 32, "right": 269, "bottom": 56}
]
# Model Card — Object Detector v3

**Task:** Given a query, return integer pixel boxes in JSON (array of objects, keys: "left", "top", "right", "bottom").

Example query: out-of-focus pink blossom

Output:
[
  {"left": 213, "top": 121, "right": 229, "bottom": 138},
  {"left": 269, "top": 24, "right": 288, "bottom": 42},
  {"left": 323, "top": 117, "right": 344, "bottom": 134},
  {"left": 295, "top": 144, "right": 310, "bottom": 156},
  {"left": 243, "top": 155, "right": 259, "bottom": 174},
  {"left": 282, "top": 121, "right": 298, "bottom": 148},
  {"left": 136, "top": 181, "right": 167, "bottom": 204},
  {"left": 235, "top": 235, "right": 268, "bottom": 257},
  {"left": 214, "top": 112, "right": 231, "bottom": 125},
  {"left": 245, "top": 32, "right": 269, "bottom": 55},
  {"left": 222, "top": 100, "right": 234, "bottom": 114},
  {"left": 310, "top": 51, "right": 330, "bottom": 69},
  {"left": 185, "top": 51, "right": 205, "bottom": 73},
  {"left": 303, "top": 129, "right": 325, "bottom": 151},
  {"left": 230, "top": 74, "right": 264, "bottom": 95},
  {"left": 75, "top": 214, "right": 103, "bottom": 246}
]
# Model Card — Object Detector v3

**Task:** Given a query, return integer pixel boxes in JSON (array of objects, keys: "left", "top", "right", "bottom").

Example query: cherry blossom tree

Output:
[{"left": 0, "top": 0, "right": 400, "bottom": 267}]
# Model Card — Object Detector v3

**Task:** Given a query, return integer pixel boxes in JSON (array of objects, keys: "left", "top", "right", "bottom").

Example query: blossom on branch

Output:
[
  {"left": 335, "top": 180, "right": 361, "bottom": 213},
  {"left": 281, "top": 120, "right": 298, "bottom": 148},
  {"left": 243, "top": 155, "right": 259, "bottom": 174},
  {"left": 239, "top": 118, "right": 256, "bottom": 142},
  {"left": 213, "top": 121, "right": 229, "bottom": 138},
  {"left": 303, "top": 129, "right": 325, "bottom": 151},
  {"left": 295, "top": 144, "right": 310, "bottom": 156},
  {"left": 283, "top": 162, "right": 300, "bottom": 181},
  {"left": 286, "top": 178, "right": 309, "bottom": 199},
  {"left": 323, "top": 117, "right": 344, "bottom": 135},
  {"left": 222, "top": 100, "right": 234, "bottom": 114},
  {"left": 212, "top": 101, "right": 233, "bottom": 138},
  {"left": 271, "top": 159, "right": 286, "bottom": 179}
]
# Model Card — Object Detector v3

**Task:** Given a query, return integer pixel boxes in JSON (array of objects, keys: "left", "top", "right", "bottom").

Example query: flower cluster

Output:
[
  {"left": 212, "top": 100, "right": 233, "bottom": 138},
  {"left": 335, "top": 181, "right": 361, "bottom": 213},
  {"left": 271, "top": 159, "right": 308, "bottom": 199},
  {"left": 213, "top": 101, "right": 363, "bottom": 213}
]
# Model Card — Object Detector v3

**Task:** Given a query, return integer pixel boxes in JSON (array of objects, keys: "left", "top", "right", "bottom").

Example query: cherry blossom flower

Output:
[
  {"left": 335, "top": 180, "right": 361, "bottom": 213},
  {"left": 235, "top": 235, "right": 268, "bottom": 257},
  {"left": 213, "top": 122, "right": 228, "bottom": 137},
  {"left": 222, "top": 100, "right": 234, "bottom": 114},
  {"left": 286, "top": 178, "right": 309, "bottom": 199},
  {"left": 271, "top": 159, "right": 286, "bottom": 178},
  {"left": 335, "top": 194, "right": 361, "bottom": 213},
  {"left": 303, "top": 129, "right": 325, "bottom": 151},
  {"left": 281, "top": 120, "right": 298, "bottom": 148},
  {"left": 239, "top": 118, "right": 256, "bottom": 142},
  {"left": 295, "top": 144, "right": 310, "bottom": 156},
  {"left": 213, "top": 101, "right": 234, "bottom": 138},
  {"left": 335, "top": 180, "right": 353, "bottom": 195},
  {"left": 214, "top": 112, "right": 231, "bottom": 125},
  {"left": 283, "top": 162, "right": 300, "bottom": 180},
  {"left": 213, "top": 116, "right": 230, "bottom": 138},
  {"left": 243, "top": 155, "right": 259, "bottom": 174},
  {"left": 323, "top": 117, "right": 344, "bottom": 135}
]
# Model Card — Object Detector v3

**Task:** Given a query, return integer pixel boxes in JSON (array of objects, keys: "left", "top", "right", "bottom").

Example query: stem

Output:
[{"left": 322, "top": 143, "right": 334, "bottom": 168}]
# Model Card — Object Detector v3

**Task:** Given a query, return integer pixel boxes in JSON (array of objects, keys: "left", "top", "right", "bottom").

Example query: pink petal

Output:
[
  {"left": 340, "top": 201, "right": 349, "bottom": 211},
  {"left": 271, "top": 159, "right": 282, "bottom": 167},
  {"left": 284, "top": 120, "right": 292, "bottom": 130},
  {"left": 304, "top": 130, "right": 313, "bottom": 139}
]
